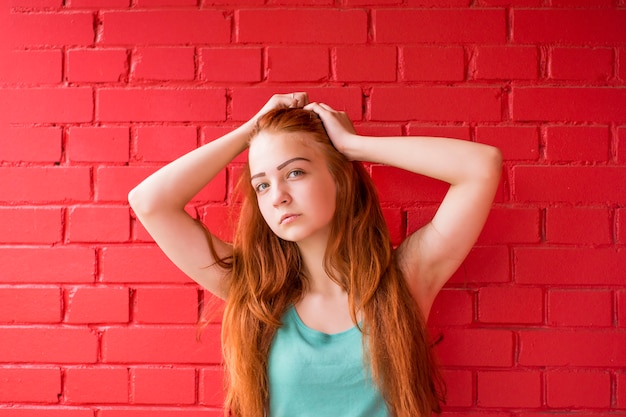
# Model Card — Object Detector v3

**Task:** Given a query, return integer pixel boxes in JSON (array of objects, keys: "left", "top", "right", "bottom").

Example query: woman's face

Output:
[{"left": 248, "top": 130, "right": 337, "bottom": 247}]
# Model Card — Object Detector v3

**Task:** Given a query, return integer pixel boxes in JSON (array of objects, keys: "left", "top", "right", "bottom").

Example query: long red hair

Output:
[{"left": 206, "top": 108, "right": 445, "bottom": 417}]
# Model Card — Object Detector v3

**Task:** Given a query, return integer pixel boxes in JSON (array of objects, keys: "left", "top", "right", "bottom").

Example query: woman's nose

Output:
[{"left": 271, "top": 184, "right": 291, "bottom": 207}]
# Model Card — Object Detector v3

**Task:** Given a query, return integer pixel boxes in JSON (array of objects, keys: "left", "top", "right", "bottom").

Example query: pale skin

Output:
[{"left": 128, "top": 92, "right": 502, "bottom": 334}]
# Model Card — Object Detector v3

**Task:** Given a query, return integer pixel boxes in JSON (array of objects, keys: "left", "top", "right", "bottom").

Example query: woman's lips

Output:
[{"left": 280, "top": 214, "right": 300, "bottom": 224}]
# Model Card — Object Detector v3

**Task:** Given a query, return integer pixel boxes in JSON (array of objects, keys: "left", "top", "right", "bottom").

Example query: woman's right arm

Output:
[
  {"left": 128, "top": 122, "right": 249, "bottom": 299},
  {"left": 128, "top": 93, "right": 307, "bottom": 299}
]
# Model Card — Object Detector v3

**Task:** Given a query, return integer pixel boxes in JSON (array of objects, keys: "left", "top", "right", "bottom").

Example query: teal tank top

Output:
[{"left": 267, "top": 305, "right": 389, "bottom": 417}]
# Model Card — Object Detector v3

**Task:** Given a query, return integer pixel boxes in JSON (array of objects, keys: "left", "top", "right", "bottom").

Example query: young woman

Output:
[{"left": 128, "top": 92, "right": 502, "bottom": 417}]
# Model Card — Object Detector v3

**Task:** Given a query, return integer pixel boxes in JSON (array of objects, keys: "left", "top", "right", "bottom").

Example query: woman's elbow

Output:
[{"left": 128, "top": 184, "right": 155, "bottom": 217}]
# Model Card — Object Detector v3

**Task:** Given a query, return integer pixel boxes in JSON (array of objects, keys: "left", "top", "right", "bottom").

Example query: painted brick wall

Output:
[{"left": 1, "top": 0, "right": 625, "bottom": 416}]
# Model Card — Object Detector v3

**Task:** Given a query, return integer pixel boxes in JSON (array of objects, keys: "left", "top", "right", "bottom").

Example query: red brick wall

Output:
[{"left": 1, "top": 0, "right": 625, "bottom": 415}]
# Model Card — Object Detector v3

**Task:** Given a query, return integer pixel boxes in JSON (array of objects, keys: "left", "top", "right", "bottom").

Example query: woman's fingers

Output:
[{"left": 286, "top": 92, "right": 309, "bottom": 108}]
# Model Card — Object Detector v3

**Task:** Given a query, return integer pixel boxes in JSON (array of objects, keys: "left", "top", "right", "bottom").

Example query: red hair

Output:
[{"left": 206, "top": 108, "right": 445, "bottom": 417}]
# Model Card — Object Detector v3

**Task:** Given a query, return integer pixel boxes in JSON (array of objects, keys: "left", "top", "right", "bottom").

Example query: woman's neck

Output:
[{"left": 297, "top": 236, "right": 345, "bottom": 297}]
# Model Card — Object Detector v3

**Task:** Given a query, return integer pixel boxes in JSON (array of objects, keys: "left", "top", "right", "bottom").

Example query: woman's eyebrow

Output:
[{"left": 251, "top": 157, "right": 311, "bottom": 180}]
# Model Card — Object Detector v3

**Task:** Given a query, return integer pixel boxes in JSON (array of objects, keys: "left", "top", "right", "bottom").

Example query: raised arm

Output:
[
  {"left": 128, "top": 93, "right": 307, "bottom": 299},
  {"left": 305, "top": 102, "right": 502, "bottom": 317}
]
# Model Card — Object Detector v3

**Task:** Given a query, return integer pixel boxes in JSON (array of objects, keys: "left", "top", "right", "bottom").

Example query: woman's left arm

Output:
[{"left": 306, "top": 103, "right": 502, "bottom": 317}]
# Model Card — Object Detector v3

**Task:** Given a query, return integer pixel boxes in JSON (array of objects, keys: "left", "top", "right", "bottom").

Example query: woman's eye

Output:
[
  {"left": 288, "top": 169, "right": 304, "bottom": 178},
  {"left": 255, "top": 183, "right": 269, "bottom": 192}
]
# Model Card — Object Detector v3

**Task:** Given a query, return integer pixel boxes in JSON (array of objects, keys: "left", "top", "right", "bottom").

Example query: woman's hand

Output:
[
  {"left": 304, "top": 102, "right": 360, "bottom": 160},
  {"left": 251, "top": 92, "right": 310, "bottom": 123}
]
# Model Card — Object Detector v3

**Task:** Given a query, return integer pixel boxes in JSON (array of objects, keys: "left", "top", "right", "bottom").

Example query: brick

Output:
[
  {"left": 134, "top": 0, "right": 195, "bottom": 5},
  {"left": 618, "top": 372, "right": 626, "bottom": 409},
  {"left": 227, "top": 164, "right": 246, "bottom": 203},
  {"left": 404, "top": 206, "right": 436, "bottom": 233},
  {"left": 428, "top": 289, "right": 473, "bottom": 326},
  {"left": 513, "top": 166, "right": 626, "bottom": 204},
  {"left": 370, "top": 87, "right": 502, "bottom": 122},
  {"left": 132, "top": 367, "right": 195, "bottom": 404},
  {"left": 381, "top": 207, "right": 404, "bottom": 247},
  {"left": 1, "top": 127, "right": 62, "bottom": 162},
  {"left": 448, "top": 246, "right": 511, "bottom": 284},
  {"left": 100, "top": 10, "right": 230, "bottom": 45},
  {"left": 478, "top": 286, "right": 543, "bottom": 324},
  {"left": 0, "top": 287, "right": 62, "bottom": 323},
  {"left": 441, "top": 369, "right": 472, "bottom": 407},
  {"left": 355, "top": 124, "right": 403, "bottom": 137},
  {"left": 65, "top": 286, "right": 130, "bottom": 323},
  {"left": 0, "top": 247, "right": 95, "bottom": 283},
  {"left": 550, "top": 47, "right": 613, "bottom": 81},
  {"left": 237, "top": 9, "right": 367, "bottom": 44},
  {"left": 199, "top": 367, "right": 225, "bottom": 407},
  {"left": 3, "top": 87, "right": 93, "bottom": 124},
  {"left": 67, "top": 0, "right": 130, "bottom": 6},
  {"left": 373, "top": 9, "right": 505, "bottom": 44},
  {"left": 474, "top": 46, "right": 538, "bottom": 80},
  {"left": 475, "top": 126, "right": 539, "bottom": 161},
  {"left": 616, "top": 290, "right": 626, "bottom": 328},
  {"left": 406, "top": 124, "right": 470, "bottom": 140},
  {"left": 519, "top": 329, "right": 626, "bottom": 366},
  {"left": 335, "top": 46, "right": 396, "bottom": 82},
  {"left": 199, "top": 47, "right": 262, "bottom": 82},
  {"left": 4, "top": 49, "right": 62, "bottom": 84},
  {"left": 67, "top": 48, "right": 128, "bottom": 83},
  {"left": 68, "top": 205, "right": 130, "bottom": 242},
  {"left": 0, "top": 327, "right": 98, "bottom": 363},
  {"left": 267, "top": 0, "right": 332, "bottom": 4},
  {"left": 513, "top": 9, "right": 626, "bottom": 45},
  {"left": 545, "top": 125, "right": 609, "bottom": 162},
  {"left": 619, "top": 208, "right": 626, "bottom": 245},
  {"left": 12, "top": 12, "right": 94, "bottom": 47},
  {"left": 477, "top": 371, "right": 541, "bottom": 408},
  {"left": 546, "top": 370, "right": 610, "bottom": 408},
  {"left": 199, "top": 205, "right": 237, "bottom": 244},
  {"left": 545, "top": 206, "right": 611, "bottom": 245},
  {"left": 552, "top": 0, "right": 612, "bottom": 5},
  {"left": 478, "top": 208, "right": 541, "bottom": 244},
  {"left": 0, "top": 410, "right": 93, "bottom": 417},
  {"left": 266, "top": 46, "right": 329, "bottom": 82},
  {"left": 345, "top": 0, "right": 398, "bottom": 4},
  {"left": 512, "top": 87, "right": 626, "bottom": 123},
  {"left": 0, "top": 167, "right": 91, "bottom": 203},
  {"left": 0, "top": 367, "right": 61, "bottom": 403},
  {"left": 230, "top": 87, "right": 363, "bottom": 122},
  {"left": 96, "top": 88, "right": 226, "bottom": 122},
  {"left": 620, "top": 49, "right": 626, "bottom": 82},
  {"left": 135, "top": 126, "right": 197, "bottom": 162},
  {"left": 433, "top": 329, "right": 514, "bottom": 367},
  {"left": 96, "top": 166, "right": 225, "bottom": 202},
  {"left": 405, "top": 0, "right": 471, "bottom": 7},
  {"left": 101, "top": 325, "right": 221, "bottom": 364},
  {"left": 620, "top": 127, "right": 626, "bottom": 164},
  {"left": 201, "top": 125, "right": 242, "bottom": 147},
  {"left": 548, "top": 290, "right": 612, "bottom": 327},
  {"left": 67, "top": 126, "right": 130, "bottom": 162},
  {"left": 65, "top": 367, "right": 129, "bottom": 404},
  {"left": 13, "top": 0, "right": 63, "bottom": 7},
  {"left": 372, "top": 165, "right": 448, "bottom": 203},
  {"left": 100, "top": 246, "right": 191, "bottom": 283},
  {"left": 131, "top": 47, "right": 194, "bottom": 81},
  {"left": 477, "top": 0, "right": 541, "bottom": 4},
  {"left": 515, "top": 248, "right": 626, "bottom": 286},
  {"left": 0, "top": 207, "right": 62, "bottom": 244},
  {"left": 400, "top": 46, "right": 464, "bottom": 82},
  {"left": 98, "top": 409, "right": 223, "bottom": 417},
  {"left": 94, "top": 166, "right": 156, "bottom": 202},
  {"left": 134, "top": 287, "right": 198, "bottom": 324}
]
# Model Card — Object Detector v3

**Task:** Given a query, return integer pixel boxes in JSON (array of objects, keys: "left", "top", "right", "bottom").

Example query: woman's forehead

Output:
[{"left": 248, "top": 131, "right": 319, "bottom": 165}]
